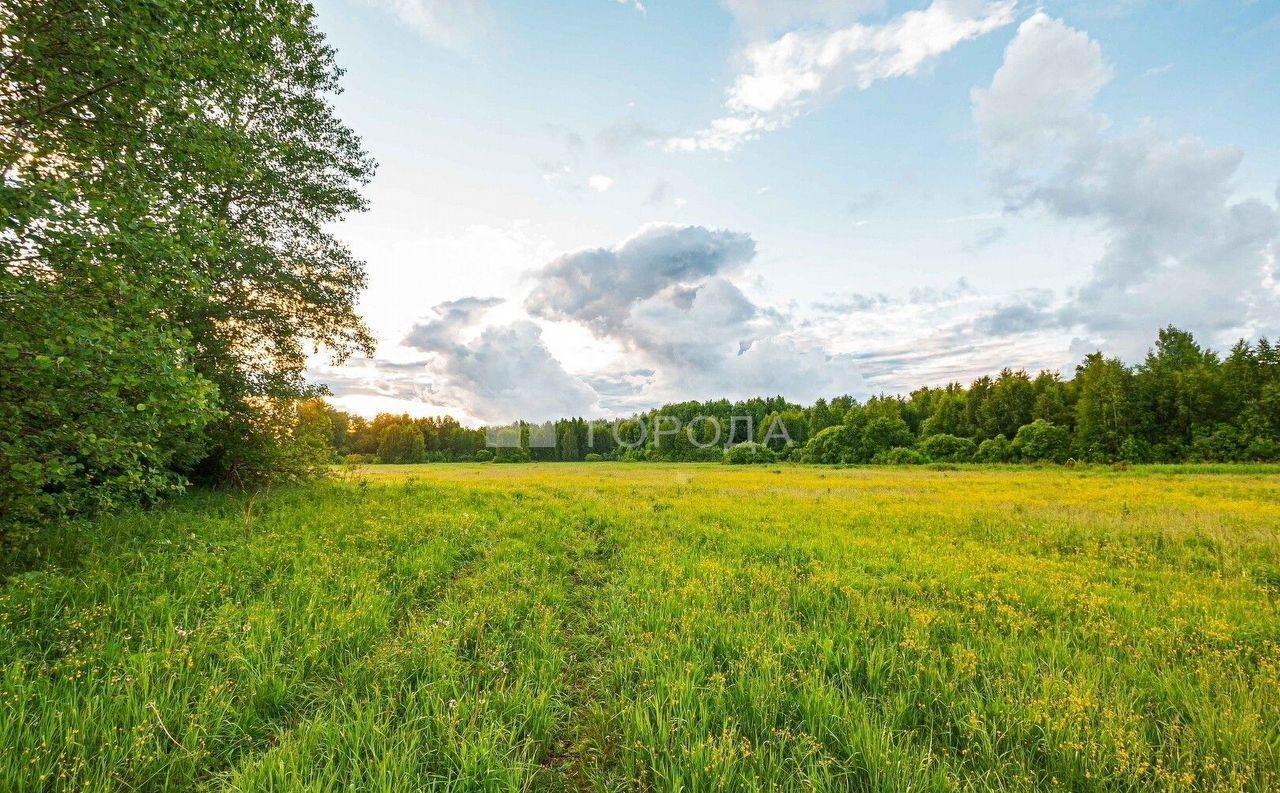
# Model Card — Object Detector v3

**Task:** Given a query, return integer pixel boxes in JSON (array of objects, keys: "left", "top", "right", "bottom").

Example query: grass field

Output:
[{"left": 2, "top": 464, "right": 1279, "bottom": 792}]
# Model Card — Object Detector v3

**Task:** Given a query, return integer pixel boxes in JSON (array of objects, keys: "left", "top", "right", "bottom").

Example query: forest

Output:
[{"left": 332, "top": 325, "right": 1280, "bottom": 467}]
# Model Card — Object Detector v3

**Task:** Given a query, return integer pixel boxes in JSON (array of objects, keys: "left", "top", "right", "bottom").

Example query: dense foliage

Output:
[
  {"left": 334, "top": 327, "right": 1280, "bottom": 468},
  {"left": 1, "top": 1, "right": 373, "bottom": 556}
]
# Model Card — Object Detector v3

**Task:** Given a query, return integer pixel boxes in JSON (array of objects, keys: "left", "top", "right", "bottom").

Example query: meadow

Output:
[{"left": 2, "top": 464, "right": 1278, "bottom": 792}]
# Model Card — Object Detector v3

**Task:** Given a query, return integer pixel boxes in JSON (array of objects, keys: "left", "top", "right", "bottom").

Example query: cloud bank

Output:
[{"left": 971, "top": 13, "right": 1280, "bottom": 357}]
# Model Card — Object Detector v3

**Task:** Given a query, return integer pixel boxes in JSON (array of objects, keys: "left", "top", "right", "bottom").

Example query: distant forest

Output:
[{"left": 327, "top": 326, "right": 1280, "bottom": 466}]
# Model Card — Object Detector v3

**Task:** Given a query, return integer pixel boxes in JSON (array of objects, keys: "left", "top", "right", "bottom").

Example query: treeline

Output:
[
  {"left": 339, "top": 326, "right": 1280, "bottom": 466},
  {"left": 2, "top": 2, "right": 373, "bottom": 559}
]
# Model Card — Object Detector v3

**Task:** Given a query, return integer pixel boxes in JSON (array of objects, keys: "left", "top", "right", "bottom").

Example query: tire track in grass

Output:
[
  {"left": 531, "top": 512, "right": 621, "bottom": 792},
  {"left": 0, "top": 481, "right": 490, "bottom": 793},
  {"left": 191, "top": 517, "right": 487, "bottom": 791},
  {"left": 212, "top": 486, "right": 610, "bottom": 792}
]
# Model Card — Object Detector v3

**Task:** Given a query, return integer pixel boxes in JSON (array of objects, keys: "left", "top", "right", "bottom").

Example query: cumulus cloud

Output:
[
  {"left": 971, "top": 13, "right": 1112, "bottom": 167},
  {"left": 525, "top": 224, "right": 757, "bottom": 333},
  {"left": 587, "top": 174, "right": 615, "bottom": 192},
  {"left": 669, "top": 0, "right": 1017, "bottom": 152},
  {"left": 527, "top": 224, "right": 865, "bottom": 404},
  {"left": 367, "top": 0, "right": 493, "bottom": 49},
  {"left": 971, "top": 12, "right": 1280, "bottom": 356},
  {"left": 401, "top": 299, "right": 598, "bottom": 422}
]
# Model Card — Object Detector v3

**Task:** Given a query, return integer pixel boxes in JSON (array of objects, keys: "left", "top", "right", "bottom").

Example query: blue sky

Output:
[{"left": 308, "top": 0, "right": 1280, "bottom": 423}]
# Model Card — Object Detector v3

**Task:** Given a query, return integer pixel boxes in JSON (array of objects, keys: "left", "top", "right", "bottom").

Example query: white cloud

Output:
[
  {"left": 366, "top": 0, "right": 493, "bottom": 49},
  {"left": 670, "top": 0, "right": 1017, "bottom": 152},
  {"left": 402, "top": 301, "right": 599, "bottom": 422},
  {"left": 971, "top": 12, "right": 1112, "bottom": 167},
  {"left": 587, "top": 174, "right": 615, "bottom": 192},
  {"left": 971, "top": 12, "right": 1280, "bottom": 357},
  {"left": 526, "top": 223, "right": 757, "bottom": 333},
  {"left": 527, "top": 224, "right": 866, "bottom": 405}
]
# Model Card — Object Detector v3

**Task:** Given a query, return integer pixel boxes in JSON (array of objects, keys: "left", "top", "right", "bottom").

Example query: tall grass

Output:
[{"left": 1, "top": 465, "right": 1276, "bottom": 791}]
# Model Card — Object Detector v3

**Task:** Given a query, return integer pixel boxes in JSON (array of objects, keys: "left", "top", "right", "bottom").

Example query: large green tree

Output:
[{"left": 1, "top": 1, "right": 373, "bottom": 550}]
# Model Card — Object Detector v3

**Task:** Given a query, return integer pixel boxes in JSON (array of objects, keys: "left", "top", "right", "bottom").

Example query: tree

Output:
[
  {"left": 1012, "top": 420, "right": 1071, "bottom": 463},
  {"left": 377, "top": 424, "right": 425, "bottom": 464},
  {"left": 1074, "top": 353, "right": 1134, "bottom": 461},
  {"left": 921, "top": 389, "right": 972, "bottom": 439},
  {"left": 861, "top": 417, "right": 915, "bottom": 461},
  {"left": 981, "top": 369, "right": 1036, "bottom": 440},
  {"left": 1032, "top": 371, "right": 1074, "bottom": 428},
  {"left": 557, "top": 423, "right": 581, "bottom": 461},
  {"left": 1, "top": 0, "right": 373, "bottom": 554},
  {"left": 802, "top": 426, "right": 856, "bottom": 464},
  {"left": 1132, "top": 326, "right": 1223, "bottom": 460},
  {"left": 807, "top": 398, "right": 837, "bottom": 436},
  {"left": 757, "top": 409, "right": 807, "bottom": 452}
]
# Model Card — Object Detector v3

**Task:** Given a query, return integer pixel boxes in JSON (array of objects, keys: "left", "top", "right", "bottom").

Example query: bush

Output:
[
  {"left": 1117, "top": 436, "right": 1154, "bottom": 464},
  {"left": 1190, "top": 425, "right": 1247, "bottom": 462},
  {"left": 473, "top": 449, "right": 494, "bottom": 462},
  {"left": 1012, "top": 420, "right": 1071, "bottom": 463},
  {"left": 723, "top": 442, "right": 778, "bottom": 465},
  {"left": 494, "top": 447, "right": 531, "bottom": 463},
  {"left": 920, "top": 434, "right": 978, "bottom": 463},
  {"left": 1244, "top": 438, "right": 1279, "bottom": 462},
  {"left": 976, "top": 434, "right": 1014, "bottom": 463},
  {"left": 1, "top": 304, "right": 219, "bottom": 560},
  {"left": 196, "top": 397, "right": 333, "bottom": 487},
  {"left": 873, "top": 447, "right": 926, "bottom": 465},
  {"left": 584, "top": 453, "right": 603, "bottom": 462},
  {"left": 343, "top": 453, "right": 374, "bottom": 465}
]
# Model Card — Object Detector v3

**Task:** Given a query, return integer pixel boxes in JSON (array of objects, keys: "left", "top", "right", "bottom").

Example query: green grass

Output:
[{"left": 2, "top": 464, "right": 1278, "bottom": 791}]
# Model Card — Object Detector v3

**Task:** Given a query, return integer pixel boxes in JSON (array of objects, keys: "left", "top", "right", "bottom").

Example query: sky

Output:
[{"left": 306, "top": 0, "right": 1280, "bottom": 424}]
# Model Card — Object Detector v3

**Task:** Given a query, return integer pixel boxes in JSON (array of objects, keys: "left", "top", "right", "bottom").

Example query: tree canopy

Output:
[{"left": 2, "top": 0, "right": 373, "bottom": 557}]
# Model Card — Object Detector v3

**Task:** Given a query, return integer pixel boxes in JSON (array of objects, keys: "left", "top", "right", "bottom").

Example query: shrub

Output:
[
  {"left": 584, "top": 453, "right": 603, "bottom": 462},
  {"left": 976, "top": 434, "right": 1014, "bottom": 463},
  {"left": 1118, "top": 436, "right": 1154, "bottom": 464},
  {"left": 473, "top": 449, "right": 494, "bottom": 462},
  {"left": 1012, "top": 420, "right": 1071, "bottom": 463},
  {"left": 343, "top": 453, "right": 374, "bottom": 465},
  {"left": 494, "top": 447, "right": 531, "bottom": 463},
  {"left": 1190, "top": 425, "right": 1247, "bottom": 462},
  {"left": 919, "top": 434, "right": 977, "bottom": 463},
  {"left": 723, "top": 442, "right": 778, "bottom": 465},
  {"left": 1, "top": 306, "right": 218, "bottom": 560},
  {"left": 873, "top": 447, "right": 926, "bottom": 465},
  {"left": 1244, "top": 438, "right": 1279, "bottom": 462}
]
